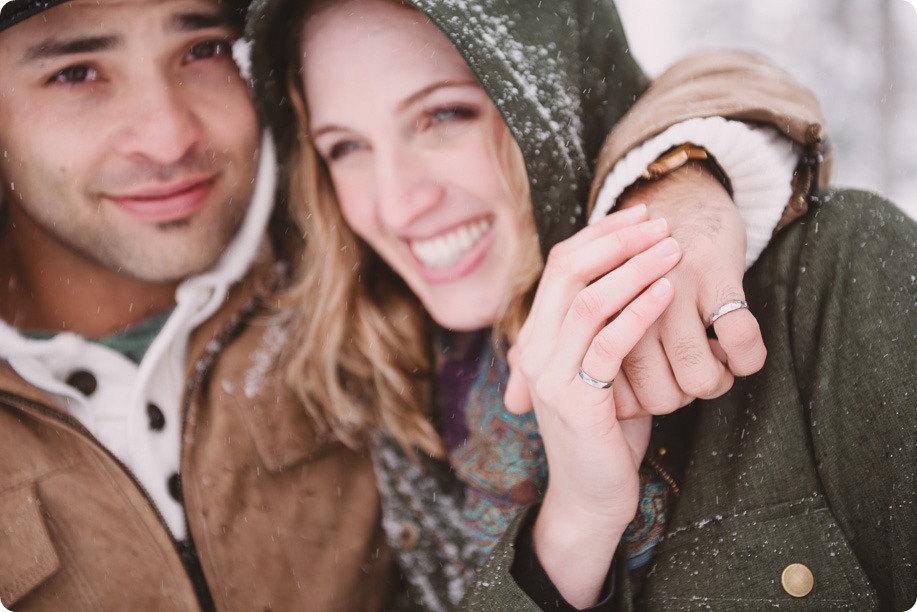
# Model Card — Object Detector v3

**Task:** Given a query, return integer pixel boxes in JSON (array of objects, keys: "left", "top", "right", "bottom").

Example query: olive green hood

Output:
[{"left": 247, "top": 0, "right": 648, "bottom": 254}]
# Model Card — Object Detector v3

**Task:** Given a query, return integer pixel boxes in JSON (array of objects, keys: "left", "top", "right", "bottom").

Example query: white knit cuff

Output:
[{"left": 590, "top": 117, "right": 799, "bottom": 269}]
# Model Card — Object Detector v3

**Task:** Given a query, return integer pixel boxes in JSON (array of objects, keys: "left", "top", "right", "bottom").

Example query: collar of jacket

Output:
[
  {"left": 247, "top": 0, "right": 650, "bottom": 257},
  {"left": 0, "top": 254, "right": 338, "bottom": 478},
  {"left": 182, "top": 256, "right": 344, "bottom": 471}
]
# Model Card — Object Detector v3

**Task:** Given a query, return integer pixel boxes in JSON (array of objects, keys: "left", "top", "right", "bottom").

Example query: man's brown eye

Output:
[
  {"left": 48, "top": 65, "right": 97, "bottom": 84},
  {"left": 188, "top": 40, "right": 232, "bottom": 61}
]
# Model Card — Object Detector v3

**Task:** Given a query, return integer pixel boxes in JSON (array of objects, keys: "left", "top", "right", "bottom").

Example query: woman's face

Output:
[{"left": 301, "top": 0, "right": 525, "bottom": 331}]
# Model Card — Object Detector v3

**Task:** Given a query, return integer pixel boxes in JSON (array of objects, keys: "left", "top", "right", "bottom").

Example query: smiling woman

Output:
[
  {"left": 303, "top": 12, "right": 531, "bottom": 331},
  {"left": 288, "top": 8, "right": 677, "bottom": 606}
]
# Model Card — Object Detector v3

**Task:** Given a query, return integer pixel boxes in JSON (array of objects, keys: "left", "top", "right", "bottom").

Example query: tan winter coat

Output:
[{"left": 0, "top": 262, "right": 394, "bottom": 611}]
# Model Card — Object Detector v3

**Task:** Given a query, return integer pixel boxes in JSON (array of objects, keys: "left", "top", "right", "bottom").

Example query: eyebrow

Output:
[
  {"left": 167, "top": 11, "right": 230, "bottom": 33},
  {"left": 21, "top": 11, "right": 230, "bottom": 63},
  {"left": 396, "top": 80, "right": 479, "bottom": 112},
  {"left": 311, "top": 80, "right": 480, "bottom": 140},
  {"left": 24, "top": 36, "right": 121, "bottom": 62}
]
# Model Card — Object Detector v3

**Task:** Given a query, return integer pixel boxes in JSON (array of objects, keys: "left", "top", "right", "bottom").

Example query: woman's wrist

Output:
[{"left": 532, "top": 489, "right": 631, "bottom": 607}]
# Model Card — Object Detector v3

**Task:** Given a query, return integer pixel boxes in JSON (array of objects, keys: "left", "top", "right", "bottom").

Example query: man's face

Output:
[{"left": 0, "top": 0, "right": 259, "bottom": 283}]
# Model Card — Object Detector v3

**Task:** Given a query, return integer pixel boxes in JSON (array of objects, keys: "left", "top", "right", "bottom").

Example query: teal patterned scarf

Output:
[{"left": 372, "top": 328, "right": 672, "bottom": 610}]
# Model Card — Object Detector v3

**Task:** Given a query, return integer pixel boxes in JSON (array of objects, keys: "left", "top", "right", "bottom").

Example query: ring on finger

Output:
[
  {"left": 578, "top": 367, "right": 614, "bottom": 390},
  {"left": 708, "top": 300, "right": 749, "bottom": 327}
]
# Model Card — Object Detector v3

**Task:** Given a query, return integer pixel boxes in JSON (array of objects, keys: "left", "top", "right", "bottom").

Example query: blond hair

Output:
[{"left": 281, "top": 21, "right": 543, "bottom": 457}]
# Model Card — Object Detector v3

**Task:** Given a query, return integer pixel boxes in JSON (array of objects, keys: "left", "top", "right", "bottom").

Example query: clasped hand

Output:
[{"left": 502, "top": 165, "right": 767, "bottom": 605}]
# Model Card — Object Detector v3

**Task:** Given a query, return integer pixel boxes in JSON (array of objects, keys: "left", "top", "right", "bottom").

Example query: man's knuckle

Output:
[
  {"left": 733, "top": 344, "right": 767, "bottom": 375},
  {"left": 622, "top": 354, "right": 650, "bottom": 387},
  {"left": 640, "top": 391, "right": 690, "bottom": 415},
  {"left": 671, "top": 337, "right": 705, "bottom": 369}
]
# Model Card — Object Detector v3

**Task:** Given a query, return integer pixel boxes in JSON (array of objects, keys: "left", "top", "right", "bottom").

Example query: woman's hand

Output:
[
  {"left": 504, "top": 204, "right": 680, "bottom": 606},
  {"left": 613, "top": 161, "right": 767, "bottom": 419}
]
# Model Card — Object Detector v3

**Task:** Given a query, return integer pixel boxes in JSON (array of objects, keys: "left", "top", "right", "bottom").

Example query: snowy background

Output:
[{"left": 615, "top": 0, "right": 917, "bottom": 219}]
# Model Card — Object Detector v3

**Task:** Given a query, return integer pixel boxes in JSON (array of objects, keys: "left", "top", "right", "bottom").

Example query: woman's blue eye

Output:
[
  {"left": 431, "top": 107, "right": 478, "bottom": 124},
  {"left": 328, "top": 141, "right": 363, "bottom": 160},
  {"left": 48, "top": 65, "right": 98, "bottom": 85}
]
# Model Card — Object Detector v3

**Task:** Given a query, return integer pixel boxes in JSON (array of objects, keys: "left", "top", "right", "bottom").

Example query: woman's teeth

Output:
[{"left": 410, "top": 218, "right": 492, "bottom": 268}]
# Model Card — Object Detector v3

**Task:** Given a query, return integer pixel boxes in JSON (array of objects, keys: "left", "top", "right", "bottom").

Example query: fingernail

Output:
[
  {"left": 649, "top": 277, "right": 671, "bottom": 296},
  {"left": 641, "top": 218, "right": 668, "bottom": 235},
  {"left": 652, "top": 237, "right": 679, "bottom": 256}
]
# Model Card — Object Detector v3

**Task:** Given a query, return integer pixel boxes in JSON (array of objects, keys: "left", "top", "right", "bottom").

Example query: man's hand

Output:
[{"left": 613, "top": 161, "right": 767, "bottom": 419}]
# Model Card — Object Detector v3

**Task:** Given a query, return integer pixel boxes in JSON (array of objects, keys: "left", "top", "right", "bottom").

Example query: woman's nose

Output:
[{"left": 375, "top": 147, "right": 446, "bottom": 230}]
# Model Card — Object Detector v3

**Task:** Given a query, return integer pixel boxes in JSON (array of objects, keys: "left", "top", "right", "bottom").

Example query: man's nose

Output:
[
  {"left": 114, "top": 77, "right": 204, "bottom": 164},
  {"left": 375, "top": 148, "right": 445, "bottom": 230}
]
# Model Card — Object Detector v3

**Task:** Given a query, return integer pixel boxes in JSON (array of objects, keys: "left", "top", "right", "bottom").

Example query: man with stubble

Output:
[{"left": 0, "top": 1, "right": 392, "bottom": 609}]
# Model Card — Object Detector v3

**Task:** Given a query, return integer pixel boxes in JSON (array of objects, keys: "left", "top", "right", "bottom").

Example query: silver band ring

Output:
[
  {"left": 708, "top": 300, "right": 749, "bottom": 326},
  {"left": 578, "top": 367, "right": 613, "bottom": 390}
]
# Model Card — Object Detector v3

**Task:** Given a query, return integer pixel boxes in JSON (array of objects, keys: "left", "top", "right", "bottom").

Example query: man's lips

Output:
[{"left": 105, "top": 176, "right": 217, "bottom": 223}]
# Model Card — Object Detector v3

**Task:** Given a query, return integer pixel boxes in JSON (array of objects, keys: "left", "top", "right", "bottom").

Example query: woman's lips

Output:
[
  {"left": 408, "top": 216, "right": 495, "bottom": 282},
  {"left": 106, "top": 177, "right": 216, "bottom": 224}
]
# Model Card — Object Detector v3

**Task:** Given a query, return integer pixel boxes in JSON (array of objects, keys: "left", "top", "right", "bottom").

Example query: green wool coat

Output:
[{"left": 467, "top": 191, "right": 917, "bottom": 611}]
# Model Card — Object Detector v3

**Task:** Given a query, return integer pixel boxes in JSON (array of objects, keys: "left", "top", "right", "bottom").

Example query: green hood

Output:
[{"left": 247, "top": 0, "right": 648, "bottom": 254}]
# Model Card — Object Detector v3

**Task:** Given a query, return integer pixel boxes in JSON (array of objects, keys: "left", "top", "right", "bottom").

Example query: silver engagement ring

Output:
[
  {"left": 577, "top": 367, "right": 613, "bottom": 390},
  {"left": 708, "top": 300, "right": 749, "bottom": 326}
]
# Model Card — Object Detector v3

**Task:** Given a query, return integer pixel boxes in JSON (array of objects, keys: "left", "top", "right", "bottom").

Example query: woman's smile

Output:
[{"left": 408, "top": 215, "right": 494, "bottom": 275}]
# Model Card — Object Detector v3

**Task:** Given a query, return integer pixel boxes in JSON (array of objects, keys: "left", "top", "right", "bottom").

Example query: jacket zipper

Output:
[{"left": 174, "top": 291, "right": 265, "bottom": 611}]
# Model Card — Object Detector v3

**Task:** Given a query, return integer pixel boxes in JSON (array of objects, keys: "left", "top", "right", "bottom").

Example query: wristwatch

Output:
[{"left": 640, "top": 143, "right": 733, "bottom": 196}]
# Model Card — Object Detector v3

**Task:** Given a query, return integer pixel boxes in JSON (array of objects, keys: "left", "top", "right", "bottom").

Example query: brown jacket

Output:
[{"left": 0, "top": 262, "right": 394, "bottom": 611}]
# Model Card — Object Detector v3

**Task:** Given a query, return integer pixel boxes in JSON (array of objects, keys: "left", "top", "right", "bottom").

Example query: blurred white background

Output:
[{"left": 615, "top": 0, "right": 917, "bottom": 218}]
